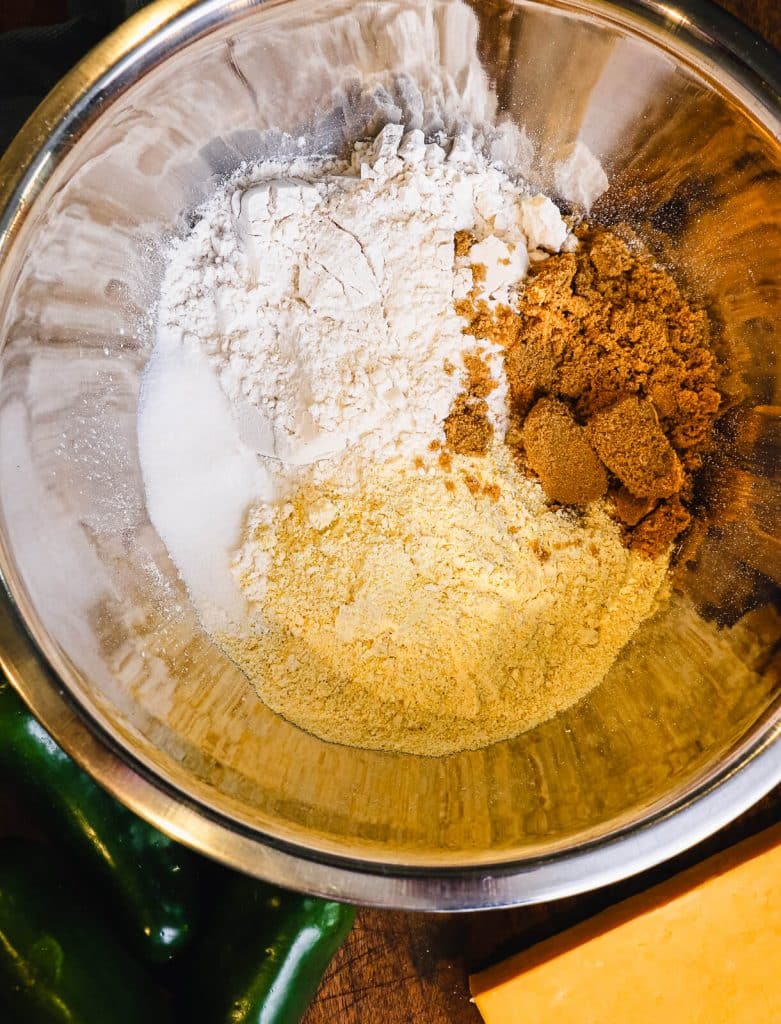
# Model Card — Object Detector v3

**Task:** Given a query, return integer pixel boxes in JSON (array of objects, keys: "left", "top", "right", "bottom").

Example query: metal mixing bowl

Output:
[{"left": 0, "top": 0, "right": 779, "bottom": 909}]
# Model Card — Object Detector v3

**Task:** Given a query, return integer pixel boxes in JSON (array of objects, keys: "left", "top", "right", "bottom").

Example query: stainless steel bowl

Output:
[{"left": 0, "top": 0, "right": 779, "bottom": 910}]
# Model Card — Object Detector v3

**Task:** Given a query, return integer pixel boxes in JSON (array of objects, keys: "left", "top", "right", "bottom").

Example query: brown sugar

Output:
[
  {"left": 452, "top": 227, "right": 725, "bottom": 558},
  {"left": 523, "top": 398, "right": 608, "bottom": 505},
  {"left": 443, "top": 350, "right": 496, "bottom": 457},
  {"left": 586, "top": 396, "right": 683, "bottom": 500},
  {"left": 508, "top": 229, "right": 722, "bottom": 430},
  {"left": 454, "top": 229, "right": 476, "bottom": 258},
  {"left": 455, "top": 297, "right": 518, "bottom": 350},
  {"left": 611, "top": 487, "right": 657, "bottom": 528},
  {"left": 629, "top": 496, "right": 691, "bottom": 558},
  {"left": 505, "top": 330, "right": 559, "bottom": 417},
  {"left": 463, "top": 350, "right": 497, "bottom": 399},
  {"left": 471, "top": 262, "right": 487, "bottom": 286},
  {"left": 462, "top": 472, "right": 482, "bottom": 496},
  {"left": 444, "top": 395, "right": 493, "bottom": 455}
]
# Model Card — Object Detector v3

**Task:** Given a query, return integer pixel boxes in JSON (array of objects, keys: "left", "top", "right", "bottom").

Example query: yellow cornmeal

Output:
[{"left": 218, "top": 446, "right": 669, "bottom": 756}]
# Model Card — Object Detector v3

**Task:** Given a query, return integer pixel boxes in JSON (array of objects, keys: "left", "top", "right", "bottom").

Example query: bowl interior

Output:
[{"left": 0, "top": 0, "right": 779, "bottom": 874}]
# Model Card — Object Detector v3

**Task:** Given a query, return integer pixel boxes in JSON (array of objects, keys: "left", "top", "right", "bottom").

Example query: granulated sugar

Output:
[{"left": 220, "top": 445, "right": 668, "bottom": 756}]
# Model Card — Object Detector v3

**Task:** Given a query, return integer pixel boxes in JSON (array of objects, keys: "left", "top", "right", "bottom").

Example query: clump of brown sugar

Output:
[
  {"left": 455, "top": 227, "right": 726, "bottom": 558},
  {"left": 454, "top": 229, "right": 476, "bottom": 258},
  {"left": 456, "top": 297, "right": 518, "bottom": 351},
  {"left": 523, "top": 397, "right": 607, "bottom": 505},
  {"left": 444, "top": 396, "right": 493, "bottom": 455},
  {"left": 443, "top": 349, "right": 497, "bottom": 457},
  {"left": 587, "top": 396, "right": 683, "bottom": 500}
]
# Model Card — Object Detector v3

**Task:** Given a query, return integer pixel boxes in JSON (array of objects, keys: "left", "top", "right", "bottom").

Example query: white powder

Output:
[
  {"left": 139, "top": 122, "right": 575, "bottom": 628},
  {"left": 159, "top": 123, "right": 568, "bottom": 469},
  {"left": 554, "top": 141, "right": 610, "bottom": 211},
  {"left": 138, "top": 337, "right": 275, "bottom": 631}
]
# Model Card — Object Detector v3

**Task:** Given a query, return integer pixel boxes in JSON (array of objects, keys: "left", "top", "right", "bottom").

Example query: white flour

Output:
[
  {"left": 139, "top": 121, "right": 584, "bottom": 629},
  {"left": 157, "top": 123, "right": 571, "bottom": 469}
]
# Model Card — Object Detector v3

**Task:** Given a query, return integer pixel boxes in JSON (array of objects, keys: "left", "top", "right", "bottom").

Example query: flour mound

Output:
[{"left": 155, "top": 123, "right": 560, "bottom": 490}]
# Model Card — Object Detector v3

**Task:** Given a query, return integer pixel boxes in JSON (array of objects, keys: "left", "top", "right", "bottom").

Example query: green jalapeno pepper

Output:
[
  {"left": 192, "top": 875, "right": 355, "bottom": 1024},
  {"left": 0, "top": 838, "right": 174, "bottom": 1024},
  {"left": 0, "top": 678, "right": 201, "bottom": 963}
]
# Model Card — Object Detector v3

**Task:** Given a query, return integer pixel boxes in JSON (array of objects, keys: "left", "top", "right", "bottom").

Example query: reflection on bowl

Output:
[{"left": 0, "top": 0, "right": 778, "bottom": 908}]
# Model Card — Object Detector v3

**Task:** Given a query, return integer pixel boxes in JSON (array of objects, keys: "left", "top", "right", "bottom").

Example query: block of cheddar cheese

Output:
[{"left": 470, "top": 822, "right": 781, "bottom": 1024}]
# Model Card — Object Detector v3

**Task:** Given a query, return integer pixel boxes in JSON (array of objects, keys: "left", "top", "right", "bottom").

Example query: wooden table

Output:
[{"left": 304, "top": 3, "right": 781, "bottom": 1020}]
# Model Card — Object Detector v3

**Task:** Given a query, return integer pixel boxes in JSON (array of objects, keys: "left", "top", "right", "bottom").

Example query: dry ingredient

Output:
[
  {"left": 155, "top": 121, "right": 541, "bottom": 489},
  {"left": 443, "top": 348, "right": 497, "bottom": 456},
  {"left": 207, "top": 135, "right": 677, "bottom": 757},
  {"left": 139, "top": 120, "right": 559, "bottom": 632},
  {"left": 221, "top": 445, "right": 668, "bottom": 756},
  {"left": 139, "top": 107, "right": 726, "bottom": 758},
  {"left": 522, "top": 397, "right": 608, "bottom": 505},
  {"left": 454, "top": 228, "right": 725, "bottom": 556}
]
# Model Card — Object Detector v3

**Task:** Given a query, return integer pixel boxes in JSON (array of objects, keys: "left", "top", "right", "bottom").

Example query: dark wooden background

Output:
[{"left": 0, "top": 2, "right": 778, "bottom": 1022}]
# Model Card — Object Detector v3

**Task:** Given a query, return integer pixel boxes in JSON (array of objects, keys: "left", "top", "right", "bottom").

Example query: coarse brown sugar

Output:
[
  {"left": 454, "top": 229, "right": 476, "bottom": 258},
  {"left": 454, "top": 296, "right": 518, "bottom": 349},
  {"left": 442, "top": 348, "right": 497, "bottom": 458},
  {"left": 462, "top": 471, "right": 482, "bottom": 496},
  {"left": 444, "top": 395, "right": 493, "bottom": 455},
  {"left": 505, "top": 330, "right": 559, "bottom": 417},
  {"left": 611, "top": 487, "right": 657, "bottom": 528},
  {"left": 471, "top": 262, "right": 487, "bottom": 286},
  {"left": 586, "top": 396, "right": 683, "bottom": 500},
  {"left": 522, "top": 398, "right": 608, "bottom": 505},
  {"left": 464, "top": 349, "right": 497, "bottom": 398},
  {"left": 629, "top": 496, "right": 691, "bottom": 558},
  {"left": 453, "top": 226, "right": 726, "bottom": 557}
]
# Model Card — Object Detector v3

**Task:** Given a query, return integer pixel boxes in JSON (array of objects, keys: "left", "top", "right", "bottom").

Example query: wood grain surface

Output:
[{"left": 305, "top": 3, "right": 781, "bottom": 1021}]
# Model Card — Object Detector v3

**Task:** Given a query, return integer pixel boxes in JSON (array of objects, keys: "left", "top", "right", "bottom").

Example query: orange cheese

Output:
[{"left": 470, "top": 823, "right": 781, "bottom": 1024}]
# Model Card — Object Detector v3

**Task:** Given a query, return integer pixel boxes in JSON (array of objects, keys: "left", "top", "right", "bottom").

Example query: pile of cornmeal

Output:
[{"left": 222, "top": 444, "right": 669, "bottom": 755}]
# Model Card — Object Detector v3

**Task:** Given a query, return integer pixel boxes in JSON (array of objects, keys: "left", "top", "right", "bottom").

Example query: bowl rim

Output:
[{"left": 0, "top": 0, "right": 779, "bottom": 910}]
